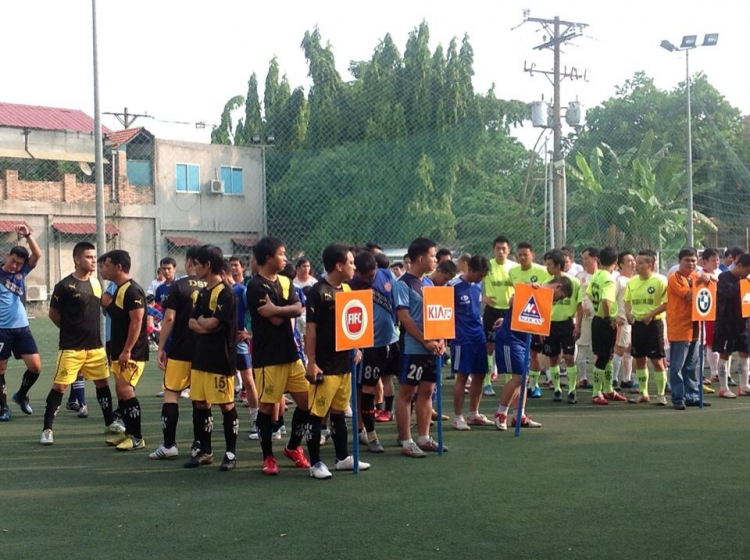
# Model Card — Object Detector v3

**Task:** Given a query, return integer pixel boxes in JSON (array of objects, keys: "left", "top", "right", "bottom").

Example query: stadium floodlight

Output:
[
  {"left": 681, "top": 35, "right": 697, "bottom": 48},
  {"left": 702, "top": 33, "right": 719, "bottom": 46},
  {"left": 251, "top": 135, "right": 261, "bottom": 144},
  {"left": 660, "top": 40, "right": 676, "bottom": 52},
  {"left": 265, "top": 135, "right": 275, "bottom": 145}
]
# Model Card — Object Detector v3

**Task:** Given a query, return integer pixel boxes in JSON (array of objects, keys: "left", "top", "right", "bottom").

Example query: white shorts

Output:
[
  {"left": 616, "top": 323, "right": 632, "bottom": 348},
  {"left": 577, "top": 316, "right": 592, "bottom": 347}
]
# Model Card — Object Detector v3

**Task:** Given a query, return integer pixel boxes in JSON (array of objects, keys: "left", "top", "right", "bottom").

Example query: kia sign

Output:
[
  {"left": 423, "top": 286, "right": 455, "bottom": 340},
  {"left": 335, "top": 289, "right": 374, "bottom": 351}
]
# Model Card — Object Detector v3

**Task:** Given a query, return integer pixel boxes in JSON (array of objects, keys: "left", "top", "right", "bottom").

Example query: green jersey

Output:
[
  {"left": 587, "top": 269, "right": 617, "bottom": 318},
  {"left": 483, "top": 259, "right": 514, "bottom": 310},
  {"left": 624, "top": 274, "right": 668, "bottom": 321},
  {"left": 508, "top": 263, "right": 552, "bottom": 286},
  {"left": 551, "top": 272, "right": 582, "bottom": 321}
]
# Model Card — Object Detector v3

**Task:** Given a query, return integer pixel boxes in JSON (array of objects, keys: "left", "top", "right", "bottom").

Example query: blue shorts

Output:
[
  {"left": 236, "top": 341, "right": 252, "bottom": 371},
  {"left": 400, "top": 354, "right": 438, "bottom": 386},
  {"left": 451, "top": 342, "right": 489, "bottom": 375},
  {"left": 495, "top": 342, "right": 527, "bottom": 375},
  {"left": 0, "top": 327, "right": 39, "bottom": 360}
]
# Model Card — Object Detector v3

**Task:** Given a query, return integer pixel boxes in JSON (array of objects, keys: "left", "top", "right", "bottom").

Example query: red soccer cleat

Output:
[
  {"left": 283, "top": 446, "right": 310, "bottom": 469},
  {"left": 262, "top": 456, "right": 279, "bottom": 475},
  {"left": 604, "top": 391, "right": 628, "bottom": 402},
  {"left": 375, "top": 410, "right": 393, "bottom": 422},
  {"left": 591, "top": 395, "right": 609, "bottom": 406}
]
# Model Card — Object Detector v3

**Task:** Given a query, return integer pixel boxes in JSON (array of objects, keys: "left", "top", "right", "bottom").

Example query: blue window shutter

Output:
[
  {"left": 232, "top": 168, "right": 243, "bottom": 194},
  {"left": 176, "top": 164, "right": 187, "bottom": 192},
  {"left": 188, "top": 165, "right": 200, "bottom": 192},
  {"left": 127, "top": 160, "right": 152, "bottom": 186},
  {"left": 220, "top": 166, "right": 231, "bottom": 191}
]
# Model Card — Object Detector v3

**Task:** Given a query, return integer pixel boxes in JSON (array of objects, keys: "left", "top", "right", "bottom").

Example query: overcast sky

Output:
[{"left": 3, "top": 0, "right": 747, "bottom": 146}]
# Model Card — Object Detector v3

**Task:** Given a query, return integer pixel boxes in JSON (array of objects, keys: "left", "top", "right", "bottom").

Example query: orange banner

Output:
[
  {"left": 742, "top": 279, "right": 750, "bottom": 319},
  {"left": 335, "top": 290, "right": 374, "bottom": 351},
  {"left": 510, "top": 283, "right": 553, "bottom": 336},
  {"left": 692, "top": 281, "right": 717, "bottom": 322},
  {"left": 423, "top": 286, "right": 455, "bottom": 340}
]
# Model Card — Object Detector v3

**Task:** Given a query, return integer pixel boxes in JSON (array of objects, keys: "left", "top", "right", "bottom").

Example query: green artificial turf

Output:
[{"left": 2, "top": 319, "right": 749, "bottom": 559}]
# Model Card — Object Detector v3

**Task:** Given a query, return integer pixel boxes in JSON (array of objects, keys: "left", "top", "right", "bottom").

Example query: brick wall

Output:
[{"left": 3, "top": 169, "right": 64, "bottom": 201}]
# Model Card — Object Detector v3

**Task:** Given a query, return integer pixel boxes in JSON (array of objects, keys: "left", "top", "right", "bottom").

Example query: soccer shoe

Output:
[
  {"left": 335, "top": 456, "right": 371, "bottom": 471},
  {"left": 359, "top": 429, "right": 370, "bottom": 444},
  {"left": 578, "top": 379, "right": 592, "bottom": 389},
  {"left": 271, "top": 428, "right": 282, "bottom": 441},
  {"left": 604, "top": 391, "right": 628, "bottom": 402},
  {"left": 184, "top": 451, "right": 214, "bottom": 468},
  {"left": 116, "top": 436, "right": 146, "bottom": 451},
  {"left": 249, "top": 430, "right": 260, "bottom": 440},
  {"left": 630, "top": 384, "right": 641, "bottom": 394},
  {"left": 12, "top": 392, "right": 33, "bottom": 415},
  {"left": 262, "top": 456, "right": 279, "bottom": 476},
  {"left": 453, "top": 418, "right": 471, "bottom": 431},
  {"left": 367, "top": 438, "right": 385, "bottom": 453},
  {"left": 529, "top": 386, "right": 543, "bottom": 399},
  {"left": 482, "top": 384, "right": 496, "bottom": 397},
  {"left": 467, "top": 413, "right": 494, "bottom": 427},
  {"left": 156, "top": 390, "right": 165, "bottom": 397},
  {"left": 105, "top": 419, "right": 126, "bottom": 434},
  {"left": 728, "top": 378, "right": 738, "bottom": 387},
  {"left": 686, "top": 400, "right": 711, "bottom": 407},
  {"left": 628, "top": 394, "right": 651, "bottom": 404},
  {"left": 180, "top": 389, "right": 190, "bottom": 399},
  {"left": 418, "top": 438, "right": 448, "bottom": 453},
  {"left": 375, "top": 410, "right": 393, "bottom": 422},
  {"left": 719, "top": 388, "right": 737, "bottom": 399},
  {"left": 430, "top": 410, "right": 449, "bottom": 421},
  {"left": 278, "top": 425, "right": 287, "bottom": 435},
  {"left": 219, "top": 453, "right": 237, "bottom": 472},
  {"left": 673, "top": 402, "right": 687, "bottom": 410},
  {"left": 283, "top": 446, "right": 310, "bottom": 469},
  {"left": 106, "top": 433, "right": 129, "bottom": 446},
  {"left": 612, "top": 380, "right": 621, "bottom": 390},
  {"left": 567, "top": 392, "right": 577, "bottom": 404},
  {"left": 738, "top": 386, "right": 750, "bottom": 396},
  {"left": 77, "top": 405, "right": 89, "bottom": 418},
  {"left": 553, "top": 390, "right": 563, "bottom": 402},
  {"left": 494, "top": 413, "right": 508, "bottom": 431},
  {"left": 541, "top": 379, "right": 554, "bottom": 389},
  {"left": 511, "top": 415, "right": 542, "bottom": 428},
  {"left": 592, "top": 395, "right": 609, "bottom": 406},
  {"left": 620, "top": 380, "right": 634, "bottom": 389},
  {"left": 0, "top": 408, "right": 11, "bottom": 421},
  {"left": 654, "top": 395, "right": 668, "bottom": 406},
  {"left": 309, "top": 461, "right": 333, "bottom": 480},
  {"left": 702, "top": 384, "right": 716, "bottom": 394},
  {"left": 65, "top": 402, "right": 80, "bottom": 412},
  {"left": 149, "top": 443, "right": 179, "bottom": 460},
  {"left": 401, "top": 441, "right": 427, "bottom": 458},
  {"left": 40, "top": 429, "right": 54, "bottom": 445}
]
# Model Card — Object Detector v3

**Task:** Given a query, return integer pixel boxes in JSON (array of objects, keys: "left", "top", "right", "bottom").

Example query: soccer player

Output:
[
  {"left": 493, "top": 276, "right": 574, "bottom": 430},
  {"left": 699, "top": 248, "right": 720, "bottom": 393},
  {"left": 587, "top": 247, "right": 627, "bottom": 405},
  {"left": 482, "top": 236, "right": 515, "bottom": 396},
  {"left": 664, "top": 248, "right": 713, "bottom": 409},
  {"left": 293, "top": 257, "right": 317, "bottom": 290},
  {"left": 431, "top": 259, "right": 458, "bottom": 286},
  {"left": 0, "top": 225, "right": 43, "bottom": 421},
  {"left": 99, "top": 250, "right": 149, "bottom": 450},
  {"left": 436, "top": 248, "right": 452, "bottom": 263},
  {"left": 451, "top": 255, "right": 494, "bottom": 429},
  {"left": 542, "top": 250, "right": 583, "bottom": 403},
  {"left": 40, "top": 242, "right": 125, "bottom": 444},
  {"left": 350, "top": 251, "right": 399, "bottom": 451},
  {"left": 509, "top": 242, "right": 552, "bottom": 398},
  {"left": 184, "top": 245, "right": 239, "bottom": 471},
  {"left": 713, "top": 253, "right": 750, "bottom": 398},
  {"left": 394, "top": 237, "right": 446, "bottom": 458},
  {"left": 246, "top": 237, "right": 311, "bottom": 476},
  {"left": 305, "top": 244, "right": 371, "bottom": 479},
  {"left": 154, "top": 257, "right": 177, "bottom": 306},
  {"left": 148, "top": 246, "right": 206, "bottom": 459},
  {"left": 390, "top": 262, "right": 405, "bottom": 279},
  {"left": 613, "top": 252, "right": 636, "bottom": 389},
  {"left": 624, "top": 250, "right": 669, "bottom": 406},
  {"left": 561, "top": 245, "right": 584, "bottom": 277},
  {"left": 575, "top": 247, "right": 598, "bottom": 389}
]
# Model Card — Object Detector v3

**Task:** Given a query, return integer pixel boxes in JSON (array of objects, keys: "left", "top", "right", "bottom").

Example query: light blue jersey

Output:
[
  {"left": 0, "top": 263, "right": 32, "bottom": 329},
  {"left": 350, "top": 268, "right": 399, "bottom": 348},
  {"left": 394, "top": 272, "right": 434, "bottom": 355}
]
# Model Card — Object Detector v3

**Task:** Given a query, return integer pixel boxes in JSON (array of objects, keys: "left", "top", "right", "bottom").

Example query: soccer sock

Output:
[
  {"left": 718, "top": 358, "right": 728, "bottom": 390},
  {"left": 375, "top": 399, "right": 385, "bottom": 410},
  {"left": 222, "top": 408, "right": 239, "bottom": 455},
  {"left": 122, "top": 397, "right": 142, "bottom": 439},
  {"left": 67, "top": 384, "right": 77, "bottom": 405},
  {"left": 72, "top": 375, "right": 86, "bottom": 406},
  {"left": 622, "top": 354, "right": 633, "bottom": 383},
  {"left": 612, "top": 354, "right": 623, "bottom": 383},
  {"left": 95, "top": 386, "right": 115, "bottom": 425},
  {"left": 592, "top": 368, "right": 603, "bottom": 395},
  {"left": 707, "top": 351, "right": 719, "bottom": 379},
  {"left": 43, "top": 389, "right": 63, "bottom": 430},
  {"left": 384, "top": 395, "right": 394, "bottom": 412},
  {"left": 496, "top": 403, "right": 509, "bottom": 415},
  {"left": 654, "top": 370, "right": 667, "bottom": 396},
  {"left": 566, "top": 366, "right": 578, "bottom": 394},
  {"left": 248, "top": 407, "right": 259, "bottom": 427},
  {"left": 287, "top": 406, "right": 309, "bottom": 449},
  {"left": 361, "top": 393, "right": 376, "bottom": 434},
  {"left": 0, "top": 374, "right": 7, "bottom": 408},
  {"left": 604, "top": 361, "right": 614, "bottom": 393},
  {"left": 637, "top": 369, "right": 650, "bottom": 397},
  {"left": 162, "top": 403, "right": 179, "bottom": 448},
  {"left": 329, "top": 413, "right": 348, "bottom": 462},
  {"left": 550, "top": 366, "right": 561, "bottom": 392},
  {"left": 200, "top": 408, "right": 213, "bottom": 455},
  {"left": 305, "top": 415, "right": 323, "bottom": 465},
  {"left": 739, "top": 357, "right": 749, "bottom": 388},
  {"left": 116, "top": 399, "right": 124, "bottom": 420},
  {"left": 529, "top": 370, "right": 540, "bottom": 389},
  {"left": 576, "top": 346, "right": 589, "bottom": 380},
  {"left": 256, "top": 411, "right": 274, "bottom": 458},
  {"left": 16, "top": 370, "right": 40, "bottom": 399}
]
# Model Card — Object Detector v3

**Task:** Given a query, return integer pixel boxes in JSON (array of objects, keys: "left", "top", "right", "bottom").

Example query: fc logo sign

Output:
[{"left": 342, "top": 299, "right": 369, "bottom": 341}]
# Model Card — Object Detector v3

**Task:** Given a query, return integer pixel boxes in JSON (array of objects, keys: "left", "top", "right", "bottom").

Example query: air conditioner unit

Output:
[
  {"left": 26, "top": 285, "right": 48, "bottom": 302},
  {"left": 210, "top": 180, "right": 225, "bottom": 194}
]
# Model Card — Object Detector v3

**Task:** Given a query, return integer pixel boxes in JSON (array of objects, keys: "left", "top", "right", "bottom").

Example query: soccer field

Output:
[{"left": 2, "top": 320, "right": 750, "bottom": 559}]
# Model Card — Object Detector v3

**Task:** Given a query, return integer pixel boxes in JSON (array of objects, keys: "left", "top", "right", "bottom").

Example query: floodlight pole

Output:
[
  {"left": 685, "top": 48, "right": 694, "bottom": 247},
  {"left": 92, "top": 0, "right": 106, "bottom": 341}
]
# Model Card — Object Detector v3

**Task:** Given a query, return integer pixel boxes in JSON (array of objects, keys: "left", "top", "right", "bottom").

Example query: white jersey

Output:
[
  {"left": 576, "top": 269, "right": 595, "bottom": 317},
  {"left": 615, "top": 274, "right": 632, "bottom": 319},
  {"left": 567, "top": 263, "right": 584, "bottom": 278},
  {"left": 293, "top": 276, "right": 317, "bottom": 290}
]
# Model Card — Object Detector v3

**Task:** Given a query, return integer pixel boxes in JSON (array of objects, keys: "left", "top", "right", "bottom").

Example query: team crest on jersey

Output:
[
  {"left": 519, "top": 295, "right": 544, "bottom": 325},
  {"left": 647, "top": 286, "right": 656, "bottom": 294},
  {"left": 384, "top": 282, "right": 391, "bottom": 292},
  {"left": 317, "top": 396, "right": 327, "bottom": 408},
  {"left": 530, "top": 275, "right": 538, "bottom": 282}
]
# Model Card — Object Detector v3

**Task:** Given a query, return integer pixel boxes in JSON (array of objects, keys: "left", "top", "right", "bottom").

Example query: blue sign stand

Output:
[
  {"left": 350, "top": 353, "right": 360, "bottom": 473},
  {"left": 514, "top": 334, "right": 532, "bottom": 437},
  {"left": 436, "top": 353, "right": 444, "bottom": 455}
]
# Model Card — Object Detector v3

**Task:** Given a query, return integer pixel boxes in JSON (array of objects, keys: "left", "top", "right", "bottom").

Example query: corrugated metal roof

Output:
[
  {"left": 0, "top": 220, "right": 31, "bottom": 233},
  {"left": 52, "top": 222, "right": 120, "bottom": 235},
  {"left": 0, "top": 102, "right": 111, "bottom": 134},
  {"left": 166, "top": 236, "right": 201, "bottom": 247}
]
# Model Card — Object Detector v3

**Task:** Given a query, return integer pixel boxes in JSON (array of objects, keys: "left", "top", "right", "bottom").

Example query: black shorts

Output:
[
  {"left": 482, "top": 307, "right": 505, "bottom": 342},
  {"left": 399, "top": 354, "right": 438, "bottom": 386},
  {"left": 359, "top": 342, "right": 401, "bottom": 386},
  {"left": 631, "top": 319, "right": 665, "bottom": 359},
  {"left": 0, "top": 326, "right": 39, "bottom": 360},
  {"left": 531, "top": 335, "right": 543, "bottom": 353},
  {"left": 712, "top": 328, "right": 748, "bottom": 355},
  {"left": 591, "top": 316, "right": 616, "bottom": 358},
  {"left": 542, "top": 319, "right": 576, "bottom": 357}
]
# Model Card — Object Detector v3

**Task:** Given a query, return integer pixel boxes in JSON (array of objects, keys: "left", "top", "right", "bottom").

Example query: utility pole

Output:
[
  {"left": 520, "top": 14, "right": 588, "bottom": 246},
  {"left": 104, "top": 107, "right": 152, "bottom": 129}
]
